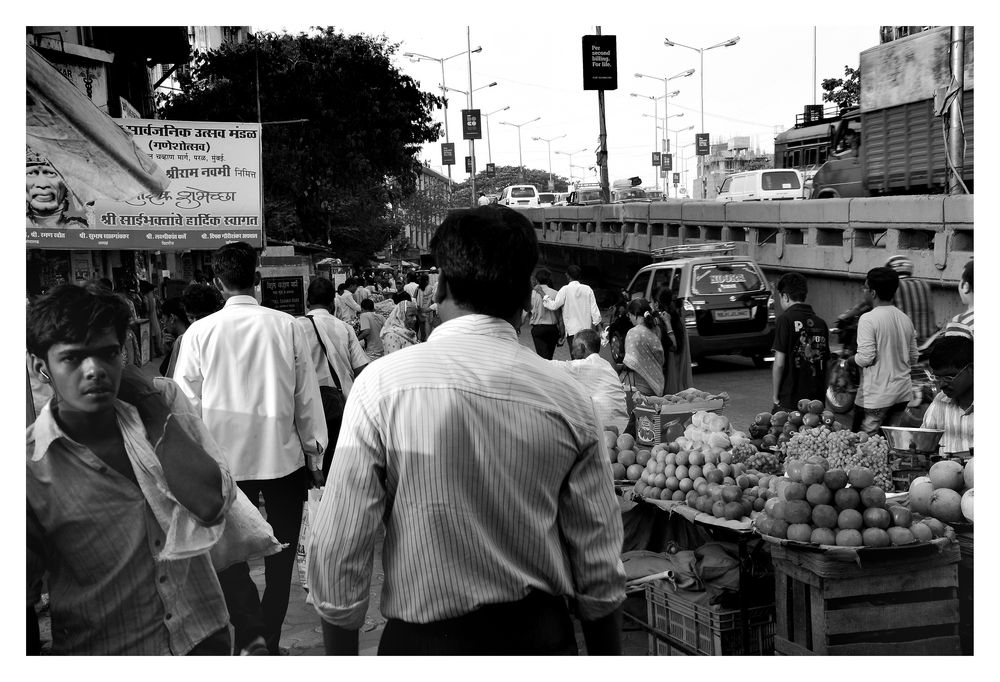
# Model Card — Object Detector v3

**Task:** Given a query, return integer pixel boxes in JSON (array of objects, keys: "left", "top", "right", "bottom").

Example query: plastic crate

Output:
[{"left": 645, "top": 582, "right": 775, "bottom": 655}]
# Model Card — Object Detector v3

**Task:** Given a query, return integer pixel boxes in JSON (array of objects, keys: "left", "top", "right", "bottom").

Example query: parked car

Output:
[
  {"left": 537, "top": 192, "right": 556, "bottom": 206},
  {"left": 498, "top": 184, "right": 540, "bottom": 207},
  {"left": 715, "top": 169, "right": 806, "bottom": 203},
  {"left": 567, "top": 184, "right": 604, "bottom": 206},
  {"left": 612, "top": 242, "right": 775, "bottom": 367}
]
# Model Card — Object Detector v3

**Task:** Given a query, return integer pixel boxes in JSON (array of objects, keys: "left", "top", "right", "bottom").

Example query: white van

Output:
[
  {"left": 498, "top": 185, "right": 540, "bottom": 207},
  {"left": 715, "top": 169, "right": 806, "bottom": 203}
]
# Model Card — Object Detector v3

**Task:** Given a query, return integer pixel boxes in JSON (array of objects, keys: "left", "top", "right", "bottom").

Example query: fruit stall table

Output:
[{"left": 618, "top": 490, "right": 774, "bottom": 655}]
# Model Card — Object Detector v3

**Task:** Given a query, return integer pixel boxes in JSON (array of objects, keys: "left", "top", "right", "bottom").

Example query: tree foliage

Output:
[
  {"left": 821, "top": 65, "right": 861, "bottom": 110},
  {"left": 157, "top": 27, "right": 442, "bottom": 265},
  {"left": 448, "top": 165, "right": 572, "bottom": 205}
]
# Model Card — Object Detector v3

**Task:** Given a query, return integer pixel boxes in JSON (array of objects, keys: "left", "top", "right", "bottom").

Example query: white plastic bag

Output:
[{"left": 296, "top": 487, "right": 323, "bottom": 604}]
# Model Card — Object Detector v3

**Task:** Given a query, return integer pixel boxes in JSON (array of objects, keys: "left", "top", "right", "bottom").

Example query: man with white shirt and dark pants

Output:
[
  {"left": 297, "top": 277, "right": 370, "bottom": 476},
  {"left": 550, "top": 329, "right": 629, "bottom": 434},
  {"left": 541, "top": 264, "right": 603, "bottom": 346},
  {"left": 308, "top": 205, "right": 625, "bottom": 655},
  {"left": 173, "top": 241, "right": 328, "bottom": 656}
]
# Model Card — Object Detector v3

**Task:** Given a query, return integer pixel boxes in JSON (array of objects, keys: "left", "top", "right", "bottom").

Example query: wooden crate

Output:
[{"left": 771, "top": 542, "right": 961, "bottom": 655}]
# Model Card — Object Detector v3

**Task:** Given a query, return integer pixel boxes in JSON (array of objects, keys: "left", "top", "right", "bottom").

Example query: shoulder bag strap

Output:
[{"left": 305, "top": 315, "right": 343, "bottom": 391}]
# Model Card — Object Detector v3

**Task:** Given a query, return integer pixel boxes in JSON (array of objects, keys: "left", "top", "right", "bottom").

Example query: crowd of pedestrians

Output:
[{"left": 24, "top": 203, "right": 973, "bottom": 655}]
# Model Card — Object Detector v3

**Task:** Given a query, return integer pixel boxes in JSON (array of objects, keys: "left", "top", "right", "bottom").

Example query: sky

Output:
[{"left": 255, "top": 8, "right": 885, "bottom": 196}]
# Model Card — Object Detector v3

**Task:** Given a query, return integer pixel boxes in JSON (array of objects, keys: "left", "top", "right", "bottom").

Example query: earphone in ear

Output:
[{"left": 39, "top": 370, "right": 50, "bottom": 381}]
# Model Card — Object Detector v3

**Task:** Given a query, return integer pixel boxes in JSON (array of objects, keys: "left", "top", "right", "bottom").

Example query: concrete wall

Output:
[{"left": 521, "top": 195, "right": 972, "bottom": 329}]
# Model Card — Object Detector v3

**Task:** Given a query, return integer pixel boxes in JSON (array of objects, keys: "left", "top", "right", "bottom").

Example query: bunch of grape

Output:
[
  {"left": 830, "top": 434, "right": 893, "bottom": 490},
  {"left": 744, "top": 450, "right": 781, "bottom": 474},
  {"left": 729, "top": 441, "right": 758, "bottom": 465},
  {"left": 780, "top": 427, "right": 858, "bottom": 464}
]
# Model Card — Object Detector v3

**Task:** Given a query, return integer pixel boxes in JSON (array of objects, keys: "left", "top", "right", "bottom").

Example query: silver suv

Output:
[{"left": 617, "top": 242, "right": 776, "bottom": 367}]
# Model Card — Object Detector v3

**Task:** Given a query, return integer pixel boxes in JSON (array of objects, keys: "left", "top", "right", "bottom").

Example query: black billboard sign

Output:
[
  {"left": 662, "top": 153, "right": 673, "bottom": 171},
  {"left": 582, "top": 35, "right": 617, "bottom": 91},
  {"left": 486, "top": 162, "right": 496, "bottom": 177},
  {"left": 695, "top": 133, "right": 710, "bottom": 156},
  {"left": 260, "top": 276, "right": 304, "bottom": 317},
  {"left": 465, "top": 156, "right": 472, "bottom": 173},
  {"left": 462, "top": 109, "right": 482, "bottom": 140},
  {"left": 442, "top": 142, "right": 456, "bottom": 165},
  {"left": 652, "top": 152, "right": 661, "bottom": 167},
  {"left": 673, "top": 173, "right": 680, "bottom": 184}
]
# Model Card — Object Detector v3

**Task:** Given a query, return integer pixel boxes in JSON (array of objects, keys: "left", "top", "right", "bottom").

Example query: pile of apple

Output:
[
  {"left": 753, "top": 455, "right": 955, "bottom": 547},
  {"left": 605, "top": 429, "right": 651, "bottom": 482},
  {"left": 908, "top": 458, "right": 973, "bottom": 524},
  {"left": 746, "top": 398, "right": 843, "bottom": 452}
]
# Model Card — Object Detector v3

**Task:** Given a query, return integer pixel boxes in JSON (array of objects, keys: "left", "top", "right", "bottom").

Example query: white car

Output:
[{"left": 498, "top": 184, "right": 540, "bottom": 207}]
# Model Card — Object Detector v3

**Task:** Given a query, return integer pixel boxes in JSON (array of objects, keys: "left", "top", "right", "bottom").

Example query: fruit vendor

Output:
[
  {"left": 550, "top": 328, "right": 629, "bottom": 434},
  {"left": 921, "top": 336, "right": 973, "bottom": 455}
]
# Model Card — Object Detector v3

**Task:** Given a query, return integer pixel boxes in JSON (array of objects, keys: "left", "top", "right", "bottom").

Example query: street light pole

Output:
[
  {"left": 532, "top": 134, "right": 566, "bottom": 191},
  {"left": 635, "top": 69, "right": 693, "bottom": 198},
  {"left": 664, "top": 36, "right": 739, "bottom": 198},
  {"left": 483, "top": 105, "right": 509, "bottom": 165},
  {"left": 499, "top": 117, "right": 541, "bottom": 182},
  {"left": 555, "top": 147, "right": 587, "bottom": 181},
  {"left": 403, "top": 45, "right": 483, "bottom": 192},
  {"left": 631, "top": 93, "right": 658, "bottom": 191},
  {"left": 667, "top": 124, "right": 694, "bottom": 194}
]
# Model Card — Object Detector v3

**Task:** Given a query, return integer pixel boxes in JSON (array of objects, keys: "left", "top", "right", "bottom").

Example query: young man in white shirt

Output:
[
  {"left": 541, "top": 264, "right": 603, "bottom": 346},
  {"left": 173, "top": 241, "right": 327, "bottom": 655}
]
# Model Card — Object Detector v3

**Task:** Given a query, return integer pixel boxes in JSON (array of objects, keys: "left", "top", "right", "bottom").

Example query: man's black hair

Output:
[
  {"left": 430, "top": 206, "right": 538, "bottom": 319},
  {"left": 418, "top": 273, "right": 430, "bottom": 288},
  {"left": 961, "top": 260, "right": 973, "bottom": 291},
  {"left": 865, "top": 267, "right": 899, "bottom": 302},
  {"left": 393, "top": 291, "right": 412, "bottom": 304},
  {"left": 161, "top": 297, "right": 186, "bottom": 321},
  {"left": 361, "top": 298, "right": 375, "bottom": 311},
  {"left": 777, "top": 272, "right": 808, "bottom": 302},
  {"left": 181, "top": 283, "right": 224, "bottom": 321},
  {"left": 567, "top": 264, "right": 582, "bottom": 281},
  {"left": 929, "top": 335, "right": 973, "bottom": 371},
  {"left": 406, "top": 272, "right": 418, "bottom": 283},
  {"left": 27, "top": 283, "right": 131, "bottom": 358},
  {"left": 307, "top": 277, "right": 337, "bottom": 307},
  {"left": 212, "top": 241, "right": 257, "bottom": 290},
  {"left": 535, "top": 268, "right": 552, "bottom": 286},
  {"left": 573, "top": 328, "right": 601, "bottom": 356}
]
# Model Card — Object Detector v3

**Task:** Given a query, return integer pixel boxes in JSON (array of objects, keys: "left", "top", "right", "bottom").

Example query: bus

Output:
[{"left": 773, "top": 106, "right": 860, "bottom": 173}]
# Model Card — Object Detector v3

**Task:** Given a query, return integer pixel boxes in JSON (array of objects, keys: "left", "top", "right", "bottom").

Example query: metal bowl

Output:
[{"left": 880, "top": 426, "right": 945, "bottom": 453}]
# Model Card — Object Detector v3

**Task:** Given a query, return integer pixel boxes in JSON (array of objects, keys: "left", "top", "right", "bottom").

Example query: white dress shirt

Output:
[
  {"left": 543, "top": 280, "right": 602, "bottom": 336},
  {"left": 296, "top": 308, "right": 370, "bottom": 396},
  {"left": 336, "top": 291, "right": 362, "bottom": 323},
  {"left": 173, "top": 295, "right": 328, "bottom": 481},
  {"left": 403, "top": 281, "right": 420, "bottom": 300},
  {"left": 307, "top": 314, "right": 625, "bottom": 629},
  {"left": 550, "top": 353, "right": 629, "bottom": 434}
]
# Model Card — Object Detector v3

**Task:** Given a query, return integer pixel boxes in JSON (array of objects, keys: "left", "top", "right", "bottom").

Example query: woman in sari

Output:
[
  {"left": 617, "top": 298, "right": 665, "bottom": 397},
  {"left": 380, "top": 300, "right": 421, "bottom": 355},
  {"left": 655, "top": 288, "right": 694, "bottom": 394}
]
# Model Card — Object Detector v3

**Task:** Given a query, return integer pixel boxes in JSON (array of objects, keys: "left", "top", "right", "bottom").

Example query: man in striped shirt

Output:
[
  {"left": 886, "top": 255, "right": 936, "bottom": 345},
  {"left": 944, "top": 259, "right": 973, "bottom": 340},
  {"left": 922, "top": 336, "right": 973, "bottom": 454},
  {"left": 308, "top": 206, "right": 626, "bottom": 655},
  {"left": 27, "top": 284, "right": 234, "bottom": 654}
]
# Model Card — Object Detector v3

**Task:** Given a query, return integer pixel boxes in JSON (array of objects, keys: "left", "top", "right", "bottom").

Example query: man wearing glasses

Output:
[{"left": 921, "top": 336, "right": 973, "bottom": 456}]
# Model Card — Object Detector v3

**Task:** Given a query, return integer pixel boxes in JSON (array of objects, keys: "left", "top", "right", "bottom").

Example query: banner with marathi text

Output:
[{"left": 26, "top": 119, "right": 263, "bottom": 250}]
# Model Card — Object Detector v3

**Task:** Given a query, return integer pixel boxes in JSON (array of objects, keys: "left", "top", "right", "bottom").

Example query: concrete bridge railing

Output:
[{"left": 522, "top": 195, "right": 973, "bottom": 286}]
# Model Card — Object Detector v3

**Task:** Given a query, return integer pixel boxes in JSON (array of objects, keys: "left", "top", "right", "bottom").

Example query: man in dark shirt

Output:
[{"left": 771, "top": 273, "right": 830, "bottom": 412}]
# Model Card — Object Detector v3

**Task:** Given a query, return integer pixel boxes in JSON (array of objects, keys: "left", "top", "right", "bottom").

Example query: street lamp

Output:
[
  {"left": 498, "top": 116, "right": 541, "bottom": 182},
  {"left": 531, "top": 134, "right": 566, "bottom": 191},
  {"left": 665, "top": 125, "right": 694, "bottom": 193},
  {"left": 555, "top": 147, "right": 587, "bottom": 178},
  {"left": 483, "top": 105, "right": 509, "bottom": 165},
  {"left": 632, "top": 93, "right": 660, "bottom": 191},
  {"left": 403, "top": 45, "right": 483, "bottom": 189},
  {"left": 664, "top": 36, "right": 740, "bottom": 198},
  {"left": 635, "top": 69, "right": 693, "bottom": 197}
]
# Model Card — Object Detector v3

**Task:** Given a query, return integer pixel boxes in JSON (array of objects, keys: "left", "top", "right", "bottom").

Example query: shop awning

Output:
[{"left": 26, "top": 44, "right": 169, "bottom": 206}]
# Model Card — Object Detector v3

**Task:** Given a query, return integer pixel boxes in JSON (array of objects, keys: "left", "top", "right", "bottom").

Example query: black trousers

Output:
[
  {"left": 187, "top": 627, "right": 232, "bottom": 655},
  {"left": 531, "top": 324, "right": 560, "bottom": 360},
  {"left": 377, "top": 590, "right": 578, "bottom": 655},
  {"left": 218, "top": 469, "right": 307, "bottom": 655}
]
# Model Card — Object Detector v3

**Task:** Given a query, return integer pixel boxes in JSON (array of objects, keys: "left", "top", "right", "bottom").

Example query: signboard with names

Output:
[
  {"left": 29, "top": 119, "right": 264, "bottom": 251},
  {"left": 581, "top": 35, "right": 617, "bottom": 91},
  {"left": 673, "top": 173, "right": 680, "bottom": 184},
  {"left": 696, "top": 133, "right": 710, "bottom": 156},
  {"left": 486, "top": 162, "right": 496, "bottom": 177},
  {"left": 651, "top": 152, "right": 661, "bottom": 167},
  {"left": 461, "top": 109, "right": 482, "bottom": 140},
  {"left": 465, "top": 156, "right": 473, "bottom": 173},
  {"left": 662, "top": 154, "right": 673, "bottom": 171},
  {"left": 260, "top": 276, "right": 305, "bottom": 317}
]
